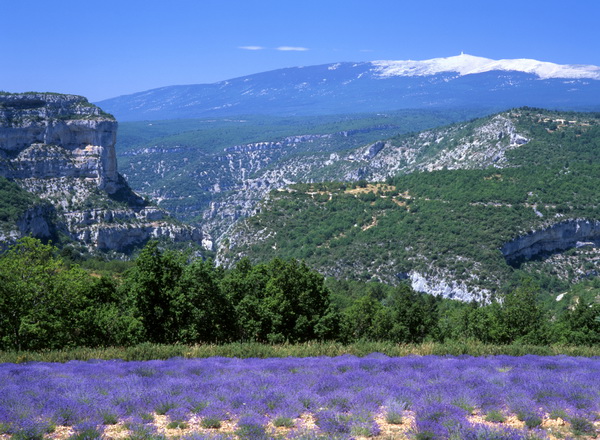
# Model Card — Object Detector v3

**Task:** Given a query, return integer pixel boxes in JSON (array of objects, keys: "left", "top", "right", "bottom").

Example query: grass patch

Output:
[
  {"left": 100, "top": 411, "right": 119, "bottom": 425},
  {"left": 3, "top": 341, "right": 600, "bottom": 363},
  {"left": 570, "top": 417, "right": 596, "bottom": 436},
  {"left": 548, "top": 409, "right": 568, "bottom": 420},
  {"left": 200, "top": 417, "right": 222, "bottom": 429},
  {"left": 273, "top": 416, "right": 295, "bottom": 428},
  {"left": 67, "top": 427, "right": 102, "bottom": 440},
  {"left": 155, "top": 402, "right": 177, "bottom": 416},
  {"left": 385, "top": 411, "right": 404, "bottom": 425},
  {"left": 166, "top": 421, "right": 187, "bottom": 430}
]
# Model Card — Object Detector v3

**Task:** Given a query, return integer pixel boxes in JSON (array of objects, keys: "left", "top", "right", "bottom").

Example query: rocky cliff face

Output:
[
  {"left": 0, "top": 93, "right": 121, "bottom": 193},
  {"left": 0, "top": 203, "right": 56, "bottom": 248},
  {"left": 501, "top": 219, "right": 600, "bottom": 263},
  {"left": 0, "top": 93, "right": 201, "bottom": 253},
  {"left": 321, "top": 114, "right": 529, "bottom": 182}
]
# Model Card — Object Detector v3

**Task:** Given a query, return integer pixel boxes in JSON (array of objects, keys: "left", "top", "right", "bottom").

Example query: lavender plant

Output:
[{"left": 0, "top": 355, "right": 598, "bottom": 440}]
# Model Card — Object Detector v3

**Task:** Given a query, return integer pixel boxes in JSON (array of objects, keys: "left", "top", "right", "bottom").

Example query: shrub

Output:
[
  {"left": 166, "top": 421, "right": 187, "bottom": 430},
  {"left": 273, "top": 416, "right": 294, "bottom": 428},
  {"left": 523, "top": 415, "right": 543, "bottom": 429},
  {"left": 386, "top": 410, "right": 404, "bottom": 425},
  {"left": 235, "top": 415, "right": 268, "bottom": 440},
  {"left": 155, "top": 402, "right": 177, "bottom": 415},
  {"left": 485, "top": 410, "right": 506, "bottom": 423},
  {"left": 548, "top": 409, "right": 568, "bottom": 420},
  {"left": 200, "top": 417, "right": 221, "bottom": 429},
  {"left": 67, "top": 424, "right": 102, "bottom": 440},
  {"left": 100, "top": 412, "right": 119, "bottom": 425}
]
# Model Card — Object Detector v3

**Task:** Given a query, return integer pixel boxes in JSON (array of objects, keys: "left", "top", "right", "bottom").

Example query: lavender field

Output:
[{"left": 1, "top": 355, "right": 599, "bottom": 440}]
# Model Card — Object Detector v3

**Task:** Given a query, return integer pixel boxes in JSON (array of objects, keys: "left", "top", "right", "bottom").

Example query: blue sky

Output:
[{"left": 3, "top": 0, "right": 599, "bottom": 101}]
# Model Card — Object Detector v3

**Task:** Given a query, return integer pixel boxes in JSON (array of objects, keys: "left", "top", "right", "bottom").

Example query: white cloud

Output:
[
  {"left": 239, "top": 46, "right": 265, "bottom": 51},
  {"left": 276, "top": 46, "right": 309, "bottom": 52}
]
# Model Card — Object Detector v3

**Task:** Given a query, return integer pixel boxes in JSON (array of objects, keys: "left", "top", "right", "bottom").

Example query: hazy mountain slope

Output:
[
  {"left": 98, "top": 54, "right": 600, "bottom": 121},
  {"left": 115, "top": 109, "right": 486, "bottom": 244},
  {"left": 217, "top": 109, "right": 600, "bottom": 300}
]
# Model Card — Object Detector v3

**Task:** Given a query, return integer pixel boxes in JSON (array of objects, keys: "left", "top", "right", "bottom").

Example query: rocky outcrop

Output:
[
  {"left": 0, "top": 204, "right": 56, "bottom": 248},
  {"left": 0, "top": 93, "right": 201, "bottom": 253},
  {"left": 501, "top": 219, "right": 600, "bottom": 263},
  {"left": 408, "top": 271, "right": 489, "bottom": 302},
  {"left": 61, "top": 206, "right": 199, "bottom": 251},
  {"left": 362, "top": 141, "right": 386, "bottom": 161},
  {"left": 340, "top": 114, "right": 529, "bottom": 182},
  {"left": 16, "top": 204, "right": 56, "bottom": 239},
  {"left": 0, "top": 93, "right": 121, "bottom": 193}
]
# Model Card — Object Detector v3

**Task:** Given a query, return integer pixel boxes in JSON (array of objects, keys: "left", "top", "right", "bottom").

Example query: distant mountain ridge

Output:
[{"left": 97, "top": 54, "right": 600, "bottom": 121}]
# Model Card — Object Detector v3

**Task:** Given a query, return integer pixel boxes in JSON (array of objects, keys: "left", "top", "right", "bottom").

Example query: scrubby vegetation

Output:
[
  {"left": 0, "top": 177, "right": 44, "bottom": 225},
  {"left": 116, "top": 109, "right": 486, "bottom": 222}
]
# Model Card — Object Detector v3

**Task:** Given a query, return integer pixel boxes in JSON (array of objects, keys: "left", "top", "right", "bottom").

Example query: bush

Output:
[
  {"left": 200, "top": 417, "right": 221, "bottom": 429},
  {"left": 485, "top": 410, "right": 506, "bottom": 423},
  {"left": 273, "top": 417, "right": 294, "bottom": 428}
]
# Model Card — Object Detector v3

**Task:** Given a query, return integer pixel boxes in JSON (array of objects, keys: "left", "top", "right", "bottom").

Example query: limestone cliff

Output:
[
  {"left": 501, "top": 219, "right": 600, "bottom": 263},
  {"left": 0, "top": 93, "right": 201, "bottom": 253},
  {"left": 0, "top": 93, "right": 120, "bottom": 193}
]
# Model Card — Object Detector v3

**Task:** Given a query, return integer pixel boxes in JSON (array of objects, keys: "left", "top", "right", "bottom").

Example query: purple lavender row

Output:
[{"left": 1, "top": 355, "right": 598, "bottom": 439}]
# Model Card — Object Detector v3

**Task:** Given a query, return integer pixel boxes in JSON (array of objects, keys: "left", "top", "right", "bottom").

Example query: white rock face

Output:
[
  {"left": 0, "top": 93, "right": 121, "bottom": 193},
  {"left": 0, "top": 93, "right": 202, "bottom": 253},
  {"left": 409, "top": 271, "right": 489, "bottom": 302},
  {"left": 336, "top": 113, "right": 529, "bottom": 182}
]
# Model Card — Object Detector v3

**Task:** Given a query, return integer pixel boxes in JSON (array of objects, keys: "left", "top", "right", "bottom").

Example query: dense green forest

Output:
[{"left": 0, "top": 238, "right": 597, "bottom": 352}]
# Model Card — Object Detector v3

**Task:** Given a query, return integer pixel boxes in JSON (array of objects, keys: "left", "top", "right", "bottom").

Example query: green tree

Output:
[
  {"left": 121, "top": 241, "right": 184, "bottom": 343},
  {"left": 341, "top": 292, "right": 387, "bottom": 342},
  {"left": 173, "top": 259, "right": 234, "bottom": 343},
  {"left": 499, "top": 278, "right": 545, "bottom": 343},
  {"left": 221, "top": 258, "right": 270, "bottom": 341},
  {"left": 0, "top": 238, "right": 92, "bottom": 350},
  {"left": 221, "top": 258, "right": 335, "bottom": 342},
  {"left": 384, "top": 285, "right": 440, "bottom": 343},
  {"left": 79, "top": 276, "right": 143, "bottom": 346},
  {"left": 553, "top": 299, "right": 600, "bottom": 345},
  {"left": 261, "top": 258, "right": 333, "bottom": 342}
]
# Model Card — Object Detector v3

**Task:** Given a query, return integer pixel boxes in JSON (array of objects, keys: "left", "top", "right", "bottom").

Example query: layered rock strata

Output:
[
  {"left": 0, "top": 93, "right": 201, "bottom": 252},
  {"left": 0, "top": 93, "right": 120, "bottom": 193}
]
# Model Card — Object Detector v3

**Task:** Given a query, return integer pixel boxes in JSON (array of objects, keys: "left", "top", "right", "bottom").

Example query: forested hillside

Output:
[
  {"left": 219, "top": 109, "right": 600, "bottom": 300},
  {"left": 115, "top": 109, "right": 487, "bottom": 241}
]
